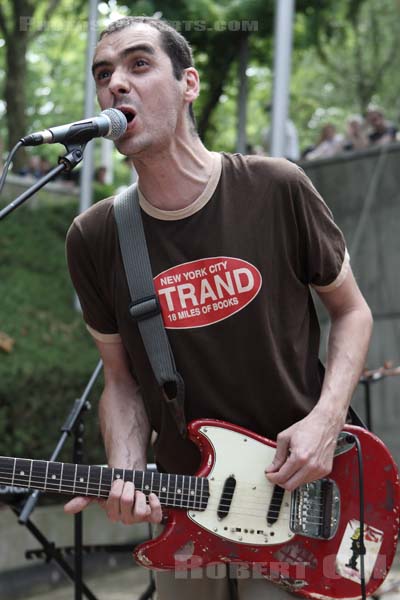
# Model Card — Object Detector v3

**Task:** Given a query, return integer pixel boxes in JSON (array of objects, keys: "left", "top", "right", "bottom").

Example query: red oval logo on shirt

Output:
[{"left": 154, "top": 257, "right": 262, "bottom": 329}]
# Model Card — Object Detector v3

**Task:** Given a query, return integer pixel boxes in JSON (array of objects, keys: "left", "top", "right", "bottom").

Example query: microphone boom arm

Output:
[{"left": 0, "top": 143, "right": 85, "bottom": 221}]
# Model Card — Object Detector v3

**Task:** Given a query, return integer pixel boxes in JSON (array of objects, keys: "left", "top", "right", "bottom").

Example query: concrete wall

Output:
[
  {"left": 0, "top": 174, "right": 79, "bottom": 210},
  {"left": 301, "top": 143, "right": 400, "bottom": 465},
  {"left": 0, "top": 502, "right": 148, "bottom": 572}
]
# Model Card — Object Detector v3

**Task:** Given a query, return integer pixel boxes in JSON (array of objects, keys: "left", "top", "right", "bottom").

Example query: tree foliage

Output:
[{"left": 0, "top": 1, "right": 74, "bottom": 171}]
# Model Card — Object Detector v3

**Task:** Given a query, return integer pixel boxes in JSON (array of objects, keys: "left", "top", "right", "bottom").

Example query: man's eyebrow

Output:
[
  {"left": 121, "top": 44, "right": 156, "bottom": 59},
  {"left": 92, "top": 44, "right": 156, "bottom": 76}
]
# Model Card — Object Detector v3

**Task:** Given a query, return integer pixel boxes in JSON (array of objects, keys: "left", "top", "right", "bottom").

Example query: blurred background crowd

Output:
[{"left": 257, "top": 104, "right": 398, "bottom": 161}]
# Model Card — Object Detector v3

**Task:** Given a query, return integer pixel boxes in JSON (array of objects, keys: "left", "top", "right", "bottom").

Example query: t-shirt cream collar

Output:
[{"left": 137, "top": 152, "right": 222, "bottom": 221}]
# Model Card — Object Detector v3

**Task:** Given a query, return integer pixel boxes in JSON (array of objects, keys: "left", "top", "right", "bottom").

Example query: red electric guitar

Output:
[{"left": 0, "top": 419, "right": 399, "bottom": 599}]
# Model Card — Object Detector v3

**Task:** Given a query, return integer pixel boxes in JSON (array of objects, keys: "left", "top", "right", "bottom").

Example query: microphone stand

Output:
[
  {"left": 15, "top": 360, "right": 104, "bottom": 600},
  {"left": 359, "top": 363, "right": 400, "bottom": 432},
  {"left": 0, "top": 144, "right": 84, "bottom": 220}
]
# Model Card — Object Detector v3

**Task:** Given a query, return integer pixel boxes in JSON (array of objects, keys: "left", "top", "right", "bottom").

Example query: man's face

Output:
[{"left": 92, "top": 25, "right": 188, "bottom": 157}]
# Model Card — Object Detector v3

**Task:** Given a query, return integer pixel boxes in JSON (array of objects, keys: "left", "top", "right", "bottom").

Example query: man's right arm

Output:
[
  {"left": 97, "top": 339, "right": 149, "bottom": 471},
  {"left": 64, "top": 338, "right": 162, "bottom": 525}
]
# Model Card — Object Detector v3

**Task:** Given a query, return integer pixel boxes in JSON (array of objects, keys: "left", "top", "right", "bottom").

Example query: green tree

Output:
[
  {"left": 0, "top": 0, "right": 88, "bottom": 172},
  {"left": 289, "top": 0, "right": 400, "bottom": 149},
  {"left": 0, "top": 2, "right": 62, "bottom": 171},
  {"left": 308, "top": 0, "right": 400, "bottom": 114}
]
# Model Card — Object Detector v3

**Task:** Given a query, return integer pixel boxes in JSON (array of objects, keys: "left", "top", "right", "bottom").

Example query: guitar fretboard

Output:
[{"left": 0, "top": 457, "right": 209, "bottom": 511}]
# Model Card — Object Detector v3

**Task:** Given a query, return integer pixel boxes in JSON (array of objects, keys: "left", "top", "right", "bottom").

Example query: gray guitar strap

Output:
[{"left": 113, "top": 183, "right": 186, "bottom": 438}]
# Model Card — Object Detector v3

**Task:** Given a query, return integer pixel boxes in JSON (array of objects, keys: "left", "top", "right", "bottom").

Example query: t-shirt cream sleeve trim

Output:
[
  {"left": 86, "top": 323, "right": 122, "bottom": 343},
  {"left": 137, "top": 152, "right": 222, "bottom": 221},
  {"left": 312, "top": 249, "right": 350, "bottom": 293}
]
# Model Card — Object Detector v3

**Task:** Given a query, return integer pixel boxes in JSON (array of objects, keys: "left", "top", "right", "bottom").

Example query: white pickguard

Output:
[{"left": 188, "top": 426, "right": 294, "bottom": 546}]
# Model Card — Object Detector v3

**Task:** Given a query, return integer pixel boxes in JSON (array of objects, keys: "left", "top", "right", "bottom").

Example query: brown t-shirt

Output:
[{"left": 66, "top": 153, "right": 348, "bottom": 474}]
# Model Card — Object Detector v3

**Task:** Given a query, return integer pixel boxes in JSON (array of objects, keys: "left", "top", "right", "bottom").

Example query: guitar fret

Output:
[
  {"left": 143, "top": 471, "right": 151, "bottom": 494},
  {"left": 0, "top": 457, "right": 14, "bottom": 487},
  {"left": 179, "top": 475, "right": 184, "bottom": 507},
  {"left": 11, "top": 458, "right": 16, "bottom": 486},
  {"left": 47, "top": 461, "right": 62, "bottom": 491},
  {"left": 164, "top": 473, "right": 169, "bottom": 505},
  {"left": 188, "top": 477, "right": 193, "bottom": 508},
  {"left": 73, "top": 464, "right": 77, "bottom": 494},
  {"left": 194, "top": 475, "right": 199, "bottom": 510},
  {"left": 172, "top": 475, "right": 176, "bottom": 506},
  {"left": 31, "top": 460, "right": 44, "bottom": 490},
  {"left": 99, "top": 466, "right": 103, "bottom": 497},
  {"left": 28, "top": 459, "right": 33, "bottom": 489},
  {"left": 85, "top": 465, "right": 101, "bottom": 497},
  {"left": 114, "top": 467, "right": 124, "bottom": 484},
  {"left": 44, "top": 461, "right": 50, "bottom": 491},
  {"left": 181, "top": 475, "right": 189, "bottom": 508},
  {"left": 59, "top": 463, "right": 64, "bottom": 493},
  {"left": 101, "top": 467, "right": 112, "bottom": 496},
  {"left": 200, "top": 476, "right": 204, "bottom": 510},
  {"left": 133, "top": 470, "right": 138, "bottom": 490},
  {"left": 77, "top": 465, "right": 88, "bottom": 493},
  {"left": 188, "top": 477, "right": 194, "bottom": 508},
  {"left": 86, "top": 466, "right": 91, "bottom": 496},
  {"left": 14, "top": 459, "right": 30, "bottom": 487}
]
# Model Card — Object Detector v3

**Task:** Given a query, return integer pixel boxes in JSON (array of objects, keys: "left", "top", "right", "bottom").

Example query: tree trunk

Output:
[
  {"left": 5, "top": 30, "right": 29, "bottom": 173},
  {"left": 198, "top": 41, "right": 239, "bottom": 141}
]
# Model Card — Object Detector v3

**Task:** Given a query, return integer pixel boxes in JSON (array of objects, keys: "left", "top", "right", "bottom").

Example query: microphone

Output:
[{"left": 20, "top": 108, "right": 127, "bottom": 146}]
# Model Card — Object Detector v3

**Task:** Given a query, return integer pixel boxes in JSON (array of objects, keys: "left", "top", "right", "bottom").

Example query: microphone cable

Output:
[{"left": 0, "top": 140, "right": 24, "bottom": 196}]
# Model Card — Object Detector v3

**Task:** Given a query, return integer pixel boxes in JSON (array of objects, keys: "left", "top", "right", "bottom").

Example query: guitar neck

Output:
[{"left": 0, "top": 457, "right": 209, "bottom": 510}]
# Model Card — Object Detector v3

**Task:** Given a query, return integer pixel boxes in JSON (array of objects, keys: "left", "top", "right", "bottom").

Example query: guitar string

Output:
[
  {"left": 0, "top": 466, "right": 323, "bottom": 510},
  {"left": 0, "top": 472, "right": 328, "bottom": 524},
  {"left": 0, "top": 476, "right": 328, "bottom": 526},
  {"left": 0, "top": 462, "right": 300, "bottom": 492},
  {"left": 0, "top": 468, "right": 324, "bottom": 506}
]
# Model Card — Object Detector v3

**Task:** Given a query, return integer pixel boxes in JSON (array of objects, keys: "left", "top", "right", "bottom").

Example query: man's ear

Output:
[{"left": 183, "top": 67, "right": 200, "bottom": 103}]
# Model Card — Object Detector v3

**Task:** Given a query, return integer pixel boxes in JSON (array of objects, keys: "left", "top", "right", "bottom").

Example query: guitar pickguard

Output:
[{"left": 188, "top": 425, "right": 294, "bottom": 545}]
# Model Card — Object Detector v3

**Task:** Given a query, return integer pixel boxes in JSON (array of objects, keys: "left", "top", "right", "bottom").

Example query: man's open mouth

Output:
[{"left": 119, "top": 108, "right": 136, "bottom": 124}]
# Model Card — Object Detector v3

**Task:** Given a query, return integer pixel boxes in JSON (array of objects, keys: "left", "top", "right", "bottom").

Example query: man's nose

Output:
[{"left": 108, "top": 67, "right": 131, "bottom": 95}]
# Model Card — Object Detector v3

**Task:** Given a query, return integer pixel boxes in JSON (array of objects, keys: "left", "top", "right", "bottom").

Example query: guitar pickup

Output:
[
  {"left": 267, "top": 485, "right": 285, "bottom": 524},
  {"left": 217, "top": 476, "right": 236, "bottom": 519}
]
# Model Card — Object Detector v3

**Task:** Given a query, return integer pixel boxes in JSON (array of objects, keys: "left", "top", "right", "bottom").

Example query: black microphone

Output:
[{"left": 20, "top": 108, "right": 127, "bottom": 146}]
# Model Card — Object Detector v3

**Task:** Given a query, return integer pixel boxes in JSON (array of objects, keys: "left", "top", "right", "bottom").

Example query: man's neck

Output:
[{"left": 131, "top": 136, "right": 215, "bottom": 211}]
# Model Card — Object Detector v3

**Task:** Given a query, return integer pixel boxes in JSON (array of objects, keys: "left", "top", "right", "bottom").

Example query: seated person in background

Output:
[
  {"left": 366, "top": 107, "right": 397, "bottom": 146},
  {"left": 342, "top": 115, "right": 368, "bottom": 151},
  {"left": 304, "top": 123, "right": 343, "bottom": 161}
]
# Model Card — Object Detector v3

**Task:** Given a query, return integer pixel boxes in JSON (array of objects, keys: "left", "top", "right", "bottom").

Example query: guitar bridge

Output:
[{"left": 290, "top": 479, "right": 340, "bottom": 540}]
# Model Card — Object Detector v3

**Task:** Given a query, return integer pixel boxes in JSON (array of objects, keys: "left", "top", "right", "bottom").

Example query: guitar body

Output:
[{"left": 134, "top": 419, "right": 400, "bottom": 599}]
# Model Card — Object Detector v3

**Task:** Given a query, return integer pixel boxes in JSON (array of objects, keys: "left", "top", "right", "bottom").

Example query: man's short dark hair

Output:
[{"left": 99, "top": 17, "right": 196, "bottom": 127}]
